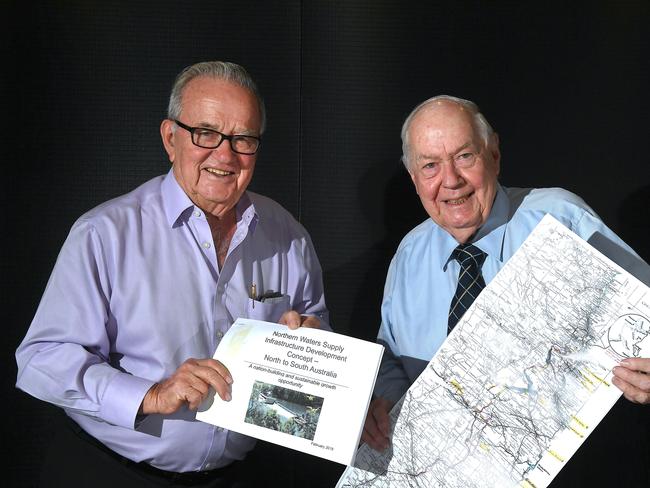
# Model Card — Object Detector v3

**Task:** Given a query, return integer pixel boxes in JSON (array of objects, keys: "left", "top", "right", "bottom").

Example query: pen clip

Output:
[{"left": 250, "top": 283, "right": 257, "bottom": 301}]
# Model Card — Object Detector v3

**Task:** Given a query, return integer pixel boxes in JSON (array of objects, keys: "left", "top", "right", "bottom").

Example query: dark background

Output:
[{"left": 3, "top": 1, "right": 649, "bottom": 486}]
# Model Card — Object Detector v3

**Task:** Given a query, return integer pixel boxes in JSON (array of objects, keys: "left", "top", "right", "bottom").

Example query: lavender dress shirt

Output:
[{"left": 16, "top": 169, "right": 330, "bottom": 473}]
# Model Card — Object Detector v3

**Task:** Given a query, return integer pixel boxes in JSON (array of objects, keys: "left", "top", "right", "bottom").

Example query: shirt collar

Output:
[
  {"left": 161, "top": 168, "right": 259, "bottom": 232},
  {"left": 162, "top": 169, "right": 194, "bottom": 227},
  {"left": 237, "top": 192, "right": 258, "bottom": 233},
  {"left": 438, "top": 183, "right": 510, "bottom": 270}
]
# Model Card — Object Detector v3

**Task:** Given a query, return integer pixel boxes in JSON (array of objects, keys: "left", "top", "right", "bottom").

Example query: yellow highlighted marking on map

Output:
[
  {"left": 450, "top": 379, "right": 463, "bottom": 395},
  {"left": 548, "top": 449, "right": 565, "bottom": 462},
  {"left": 579, "top": 370, "right": 594, "bottom": 387},
  {"left": 568, "top": 426, "right": 584, "bottom": 438},
  {"left": 580, "top": 379, "right": 594, "bottom": 392},
  {"left": 570, "top": 415, "right": 589, "bottom": 430},
  {"left": 479, "top": 442, "right": 490, "bottom": 452},
  {"left": 586, "top": 369, "right": 610, "bottom": 387},
  {"left": 521, "top": 479, "right": 537, "bottom": 488}
]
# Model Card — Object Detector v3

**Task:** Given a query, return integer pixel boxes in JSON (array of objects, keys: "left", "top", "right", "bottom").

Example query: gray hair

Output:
[
  {"left": 167, "top": 61, "right": 266, "bottom": 134},
  {"left": 400, "top": 95, "right": 494, "bottom": 170}
]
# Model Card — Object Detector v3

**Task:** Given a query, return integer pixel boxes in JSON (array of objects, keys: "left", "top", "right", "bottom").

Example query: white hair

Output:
[
  {"left": 167, "top": 61, "right": 266, "bottom": 134},
  {"left": 400, "top": 95, "right": 494, "bottom": 170}
]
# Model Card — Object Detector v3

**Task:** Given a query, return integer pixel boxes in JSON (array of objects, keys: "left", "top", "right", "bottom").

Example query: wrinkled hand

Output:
[
  {"left": 361, "top": 397, "right": 393, "bottom": 451},
  {"left": 612, "top": 358, "right": 650, "bottom": 404},
  {"left": 141, "top": 358, "right": 233, "bottom": 415},
  {"left": 279, "top": 310, "right": 321, "bottom": 330}
]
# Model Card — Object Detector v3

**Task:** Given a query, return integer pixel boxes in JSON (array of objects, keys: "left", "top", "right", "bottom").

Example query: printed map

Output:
[{"left": 338, "top": 215, "right": 650, "bottom": 488}]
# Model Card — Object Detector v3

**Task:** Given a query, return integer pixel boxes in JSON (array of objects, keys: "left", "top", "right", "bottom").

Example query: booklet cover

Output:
[{"left": 196, "top": 318, "right": 384, "bottom": 465}]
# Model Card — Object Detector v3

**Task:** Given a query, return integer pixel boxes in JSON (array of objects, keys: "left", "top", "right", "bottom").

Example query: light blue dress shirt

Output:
[
  {"left": 16, "top": 169, "right": 330, "bottom": 473},
  {"left": 375, "top": 184, "right": 644, "bottom": 404}
]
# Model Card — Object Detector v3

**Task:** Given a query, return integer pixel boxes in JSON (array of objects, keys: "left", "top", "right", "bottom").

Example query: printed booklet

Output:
[{"left": 196, "top": 318, "right": 384, "bottom": 465}]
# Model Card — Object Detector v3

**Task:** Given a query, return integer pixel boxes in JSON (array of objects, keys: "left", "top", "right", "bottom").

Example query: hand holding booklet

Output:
[{"left": 196, "top": 318, "right": 384, "bottom": 465}]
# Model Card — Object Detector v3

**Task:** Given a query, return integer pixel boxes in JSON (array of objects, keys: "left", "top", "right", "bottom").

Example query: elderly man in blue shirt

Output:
[
  {"left": 16, "top": 61, "right": 329, "bottom": 487},
  {"left": 362, "top": 95, "right": 650, "bottom": 452}
]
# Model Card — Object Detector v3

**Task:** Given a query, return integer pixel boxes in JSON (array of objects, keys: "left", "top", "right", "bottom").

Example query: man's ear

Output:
[{"left": 160, "top": 119, "right": 176, "bottom": 163}]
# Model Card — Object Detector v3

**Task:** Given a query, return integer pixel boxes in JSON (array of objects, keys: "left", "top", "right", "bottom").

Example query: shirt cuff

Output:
[{"left": 100, "top": 371, "right": 155, "bottom": 429}]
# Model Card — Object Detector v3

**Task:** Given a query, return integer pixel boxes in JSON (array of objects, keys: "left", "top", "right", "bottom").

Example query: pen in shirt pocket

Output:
[{"left": 250, "top": 283, "right": 257, "bottom": 301}]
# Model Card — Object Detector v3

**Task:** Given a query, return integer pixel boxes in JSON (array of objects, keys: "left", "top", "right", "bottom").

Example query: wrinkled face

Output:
[
  {"left": 407, "top": 102, "right": 500, "bottom": 243},
  {"left": 160, "top": 77, "right": 261, "bottom": 217}
]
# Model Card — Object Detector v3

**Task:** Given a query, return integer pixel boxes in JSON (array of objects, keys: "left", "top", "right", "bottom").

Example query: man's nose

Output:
[
  {"left": 212, "top": 139, "right": 237, "bottom": 159},
  {"left": 441, "top": 160, "right": 463, "bottom": 187}
]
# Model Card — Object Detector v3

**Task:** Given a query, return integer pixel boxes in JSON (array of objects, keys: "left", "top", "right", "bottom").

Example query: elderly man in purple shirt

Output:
[{"left": 16, "top": 61, "right": 330, "bottom": 487}]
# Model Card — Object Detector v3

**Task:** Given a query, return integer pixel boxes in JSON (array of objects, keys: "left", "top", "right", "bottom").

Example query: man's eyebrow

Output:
[
  {"left": 415, "top": 142, "right": 475, "bottom": 161},
  {"left": 451, "top": 142, "right": 474, "bottom": 154},
  {"left": 194, "top": 121, "right": 221, "bottom": 130},
  {"left": 236, "top": 129, "right": 259, "bottom": 136},
  {"left": 416, "top": 153, "right": 441, "bottom": 162},
  {"left": 194, "top": 122, "right": 258, "bottom": 136}
]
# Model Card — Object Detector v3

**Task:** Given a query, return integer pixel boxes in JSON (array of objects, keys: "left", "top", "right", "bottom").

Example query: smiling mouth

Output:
[
  {"left": 444, "top": 193, "right": 473, "bottom": 205},
  {"left": 447, "top": 198, "right": 467, "bottom": 205},
  {"left": 205, "top": 168, "right": 234, "bottom": 177}
]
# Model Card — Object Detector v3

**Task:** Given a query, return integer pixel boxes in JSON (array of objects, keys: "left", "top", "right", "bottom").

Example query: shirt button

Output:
[
  {"left": 194, "top": 211, "right": 201, "bottom": 218},
  {"left": 205, "top": 462, "right": 213, "bottom": 469},
  {"left": 216, "top": 331, "right": 224, "bottom": 339},
  {"left": 216, "top": 427, "right": 224, "bottom": 433},
  {"left": 202, "top": 242, "right": 211, "bottom": 249}
]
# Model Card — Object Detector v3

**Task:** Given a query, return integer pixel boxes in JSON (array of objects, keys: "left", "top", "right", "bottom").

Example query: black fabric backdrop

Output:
[{"left": 3, "top": 1, "right": 649, "bottom": 486}]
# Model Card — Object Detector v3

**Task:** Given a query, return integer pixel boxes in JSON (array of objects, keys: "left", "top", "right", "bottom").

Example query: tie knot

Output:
[{"left": 451, "top": 243, "right": 487, "bottom": 269}]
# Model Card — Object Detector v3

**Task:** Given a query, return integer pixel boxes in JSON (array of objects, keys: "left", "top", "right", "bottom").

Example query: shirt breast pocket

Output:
[{"left": 245, "top": 294, "right": 290, "bottom": 323}]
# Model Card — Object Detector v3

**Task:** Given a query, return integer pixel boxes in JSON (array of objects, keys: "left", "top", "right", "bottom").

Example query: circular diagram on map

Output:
[{"left": 607, "top": 313, "right": 650, "bottom": 358}]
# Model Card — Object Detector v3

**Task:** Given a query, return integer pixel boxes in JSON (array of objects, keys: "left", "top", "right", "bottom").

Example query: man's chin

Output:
[
  {"left": 440, "top": 211, "right": 481, "bottom": 229},
  {"left": 437, "top": 217, "right": 484, "bottom": 242}
]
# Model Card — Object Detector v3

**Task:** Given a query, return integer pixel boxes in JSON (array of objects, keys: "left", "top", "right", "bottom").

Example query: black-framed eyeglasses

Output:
[{"left": 173, "top": 119, "right": 261, "bottom": 155}]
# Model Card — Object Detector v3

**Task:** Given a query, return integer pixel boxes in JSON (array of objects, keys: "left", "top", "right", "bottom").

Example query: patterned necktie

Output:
[{"left": 447, "top": 243, "right": 487, "bottom": 334}]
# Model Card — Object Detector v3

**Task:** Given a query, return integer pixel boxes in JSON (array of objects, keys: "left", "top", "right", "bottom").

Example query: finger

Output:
[
  {"left": 374, "top": 404, "right": 391, "bottom": 438},
  {"left": 279, "top": 310, "right": 301, "bottom": 330},
  {"left": 192, "top": 360, "right": 234, "bottom": 401},
  {"left": 361, "top": 421, "right": 389, "bottom": 451},
  {"left": 181, "top": 358, "right": 232, "bottom": 387},
  {"left": 193, "top": 358, "right": 233, "bottom": 384},
  {"left": 181, "top": 372, "right": 230, "bottom": 406},
  {"left": 177, "top": 359, "right": 232, "bottom": 402},
  {"left": 183, "top": 383, "right": 213, "bottom": 410},
  {"left": 612, "top": 376, "right": 650, "bottom": 404},
  {"left": 624, "top": 389, "right": 650, "bottom": 404},
  {"left": 300, "top": 315, "right": 321, "bottom": 329},
  {"left": 620, "top": 358, "right": 650, "bottom": 374},
  {"left": 613, "top": 365, "right": 650, "bottom": 392},
  {"left": 166, "top": 368, "right": 213, "bottom": 408},
  {"left": 369, "top": 397, "right": 393, "bottom": 437},
  {"left": 361, "top": 428, "right": 381, "bottom": 451},
  {"left": 361, "top": 401, "right": 390, "bottom": 450}
]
